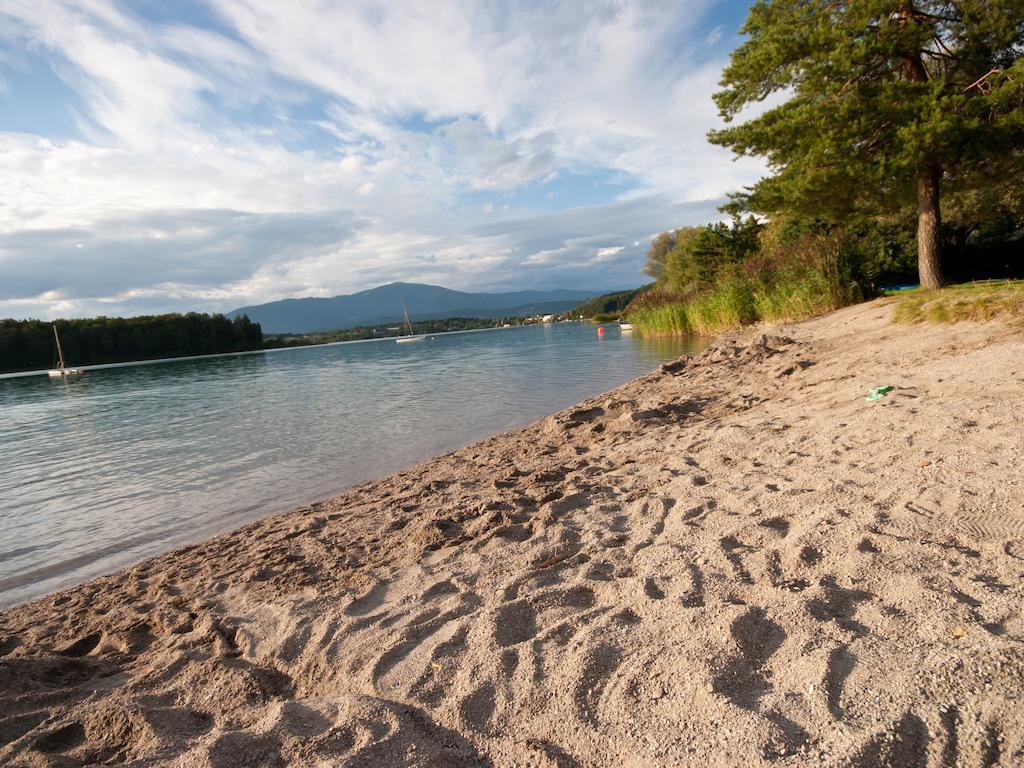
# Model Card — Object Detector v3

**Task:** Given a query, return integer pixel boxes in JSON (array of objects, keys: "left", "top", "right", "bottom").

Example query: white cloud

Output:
[
  {"left": 0, "top": 0, "right": 766, "bottom": 319},
  {"left": 338, "top": 155, "right": 362, "bottom": 175},
  {"left": 441, "top": 117, "right": 559, "bottom": 191}
]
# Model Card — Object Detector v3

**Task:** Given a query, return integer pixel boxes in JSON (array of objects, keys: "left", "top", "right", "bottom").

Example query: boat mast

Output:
[
  {"left": 52, "top": 323, "right": 66, "bottom": 369},
  {"left": 400, "top": 295, "right": 414, "bottom": 337}
]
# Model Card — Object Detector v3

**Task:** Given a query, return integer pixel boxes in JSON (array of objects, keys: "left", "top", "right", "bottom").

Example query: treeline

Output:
[
  {"left": 0, "top": 314, "right": 263, "bottom": 373},
  {"left": 628, "top": 1, "right": 1023, "bottom": 335},
  {"left": 632, "top": 207, "right": 1022, "bottom": 336}
]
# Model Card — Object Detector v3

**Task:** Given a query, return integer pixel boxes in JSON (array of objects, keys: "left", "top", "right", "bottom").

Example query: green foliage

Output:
[
  {"left": 573, "top": 286, "right": 650, "bottom": 319},
  {"left": 709, "top": 0, "right": 1024, "bottom": 284},
  {"left": 0, "top": 314, "right": 263, "bottom": 373},
  {"left": 686, "top": 275, "right": 757, "bottom": 333},
  {"left": 751, "top": 225, "right": 867, "bottom": 318},
  {"left": 643, "top": 232, "right": 676, "bottom": 279},
  {"left": 630, "top": 221, "right": 868, "bottom": 335},
  {"left": 657, "top": 217, "right": 764, "bottom": 295}
]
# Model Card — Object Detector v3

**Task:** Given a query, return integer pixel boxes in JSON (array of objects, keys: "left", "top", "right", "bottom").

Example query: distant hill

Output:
[
  {"left": 573, "top": 285, "right": 652, "bottom": 319},
  {"left": 227, "top": 282, "right": 606, "bottom": 333}
]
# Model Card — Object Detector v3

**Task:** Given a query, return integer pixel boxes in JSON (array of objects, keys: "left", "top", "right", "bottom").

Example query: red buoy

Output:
[{"left": 597, "top": 327, "right": 605, "bottom": 335}]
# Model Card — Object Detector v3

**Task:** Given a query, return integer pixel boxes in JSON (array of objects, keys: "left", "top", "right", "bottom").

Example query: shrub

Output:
[{"left": 629, "top": 223, "right": 865, "bottom": 335}]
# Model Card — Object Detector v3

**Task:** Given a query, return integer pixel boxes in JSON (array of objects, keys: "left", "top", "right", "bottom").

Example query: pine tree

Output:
[{"left": 710, "top": 0, "right": 1024, "bottom": 288}]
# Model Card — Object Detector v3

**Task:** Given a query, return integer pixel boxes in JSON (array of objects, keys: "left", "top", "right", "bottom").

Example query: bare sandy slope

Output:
[{"left": 1, "top": 300, "right": 1022, "bottom": 767}]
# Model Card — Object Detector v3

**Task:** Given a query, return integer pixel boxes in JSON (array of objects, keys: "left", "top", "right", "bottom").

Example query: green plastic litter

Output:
[{"left": 865, "top": 386, "right": 895, "bottom": 402}]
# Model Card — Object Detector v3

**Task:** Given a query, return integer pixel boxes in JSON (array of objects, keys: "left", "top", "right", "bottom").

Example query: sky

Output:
[{"left": 0, "top": 0, "right": 764, "bottom": 319}]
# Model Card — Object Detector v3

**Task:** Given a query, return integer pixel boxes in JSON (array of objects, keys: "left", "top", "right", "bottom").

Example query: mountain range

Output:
[{"left": 227, "top": 282, "right": 605, "bottom": 334}]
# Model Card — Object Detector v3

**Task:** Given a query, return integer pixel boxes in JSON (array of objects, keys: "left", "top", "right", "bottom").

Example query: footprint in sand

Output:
[
  {"left": 143, "top": 706, "right": 214, "bottom": 741},
  {"left": 824, "top": 644, "right": 857, "bottom": 720},
  {"left": 628, "top": 496, "right": 676, "bottom": 553},
  {"left": 643, "top": 577, "right": 665, "bottom": 600},
  {"left": 494, "top": 601, "right": 538, "bottom": 647},
  {"left": 0, "top": 636, "right": 20, "bottom": 657},
  {"left": 758, "top": 516, "right": 790, "bottom": 537},
  {"left": 574, "top": 642, "right": 623, "bottom": 725},
  {"left": 421, "top": 579, "right": 460, "bottom": 602},
  {"left": 719, "top": 535, "right": 754, "bottom": 583},
  {"left": 370, "top": 595, "right": 480, "bottom": 694},
  {"left": 682, "top": 562, "right": 705, "bottom": 607},
  {"left": 710, "top": 608, "right": 813, "bottom": 758},
  {"left": 806, "top": 577, "right": 873, "bottom": 637},
  {"left": 678, "top": 500, "right": 712, "bottom": 529},
  {"left": 857, "top": 537, "right": 880, "bottom": 553},
  {"left": 712, "top": 607, "right": 785, "bottom": 711},
  {"left": 533, "top": 584, "right": 597, "bottom": 614},
  {"left": 31, "top": 722, "right": 85, "bottom": 754},
  {"left": 310, "top": 694, "right": 487, "bottom": 766},
  {"left": 459, "top": 681, "right": 497, "bottom": 733},
  {"left": 206, "top": 731, "right": 282, "bottom": 767},
  {"left": 799, "top": 545, "right": 823, "bottom": 565},
  {"left": 851, "top": 711, "right": 930, "bottom": 767},
  {"left": 56, "top": 632, "right": 102, "bottom": 658},
  {"left": 408, "top": 625, "right": 470, "bottom": 706},
  {"left": 344, "top": 581, "right": 391, "bottom": 617}
]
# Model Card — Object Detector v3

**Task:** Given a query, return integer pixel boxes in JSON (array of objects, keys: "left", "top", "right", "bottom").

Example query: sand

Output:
[{"left": 1, "top": 298, "right": 1022, "bottom": 767}]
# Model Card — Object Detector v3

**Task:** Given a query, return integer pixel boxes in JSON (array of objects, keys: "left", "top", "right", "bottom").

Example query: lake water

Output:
[{"left": 0, "top": 323, "right": 704, "bottom": 608}]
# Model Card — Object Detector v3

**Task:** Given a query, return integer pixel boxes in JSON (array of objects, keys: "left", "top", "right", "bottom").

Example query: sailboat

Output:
[
  {"left": 395, "top": 295, "right": 426, "bottom": 343},
  {"left": 47, "top": 324, "right": 85, "bottom": 377}
]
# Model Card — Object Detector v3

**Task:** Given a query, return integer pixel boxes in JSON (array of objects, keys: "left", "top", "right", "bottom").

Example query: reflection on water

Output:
[{"left": 0, "top": 323, "right": 705, "bottom": 607}]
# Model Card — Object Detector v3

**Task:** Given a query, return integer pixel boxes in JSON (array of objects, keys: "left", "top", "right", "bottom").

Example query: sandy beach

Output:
[{"left": 1, "top": 298, "right": 1022, "bottom": 767}]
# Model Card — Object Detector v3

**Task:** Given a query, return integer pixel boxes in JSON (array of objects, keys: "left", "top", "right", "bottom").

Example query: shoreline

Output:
[
  {"left": 0, "top": 322, "right": 696, "bottom": 610},
  {"left": 2, "top": 299, "right": 1022, "bottom": 767}
]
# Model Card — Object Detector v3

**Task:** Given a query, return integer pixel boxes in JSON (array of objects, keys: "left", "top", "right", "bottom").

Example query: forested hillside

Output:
[{"left": 573, "top": 287, "right": 650, "bottom": 319}]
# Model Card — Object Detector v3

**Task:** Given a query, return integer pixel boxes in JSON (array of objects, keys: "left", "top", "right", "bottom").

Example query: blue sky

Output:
[{"left": 0, "top": 0, "right": 763, "bottom": 318}]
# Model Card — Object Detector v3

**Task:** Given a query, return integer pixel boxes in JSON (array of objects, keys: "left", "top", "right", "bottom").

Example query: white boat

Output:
[
  {"left": 395, "top": 295, "right": 426, "bottom": 343},
  {"left": 47, "top": 324, "right": 85, "bottom": 376},
  {"left": 619, "top": 322, "right": 634, "bottom": 331}
]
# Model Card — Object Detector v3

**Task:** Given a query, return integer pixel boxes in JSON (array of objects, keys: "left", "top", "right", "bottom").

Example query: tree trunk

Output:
[
  {"left": 916, "top": 165, "right": 945, "bottom": 289},
  {"left": 896, "top": 3, "right": 945, "bottom": 288}
]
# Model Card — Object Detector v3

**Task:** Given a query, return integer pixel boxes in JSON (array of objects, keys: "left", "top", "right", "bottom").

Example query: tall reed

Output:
[{"left": 630, "top": 230, "right": 864, "bottom": 336}]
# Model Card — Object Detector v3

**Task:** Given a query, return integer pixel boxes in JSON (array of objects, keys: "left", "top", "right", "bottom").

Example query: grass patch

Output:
[
  {"left": 891, "top": 281, "right": 1024, "bottom": 324},
  {"left": 628, "top": 303, "right": 692, "bottom": 334}
]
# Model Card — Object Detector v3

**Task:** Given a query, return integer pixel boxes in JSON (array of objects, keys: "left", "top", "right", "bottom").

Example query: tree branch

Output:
[{"left": 963, "top": 68, "right": 1002, "bottom": 93}]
